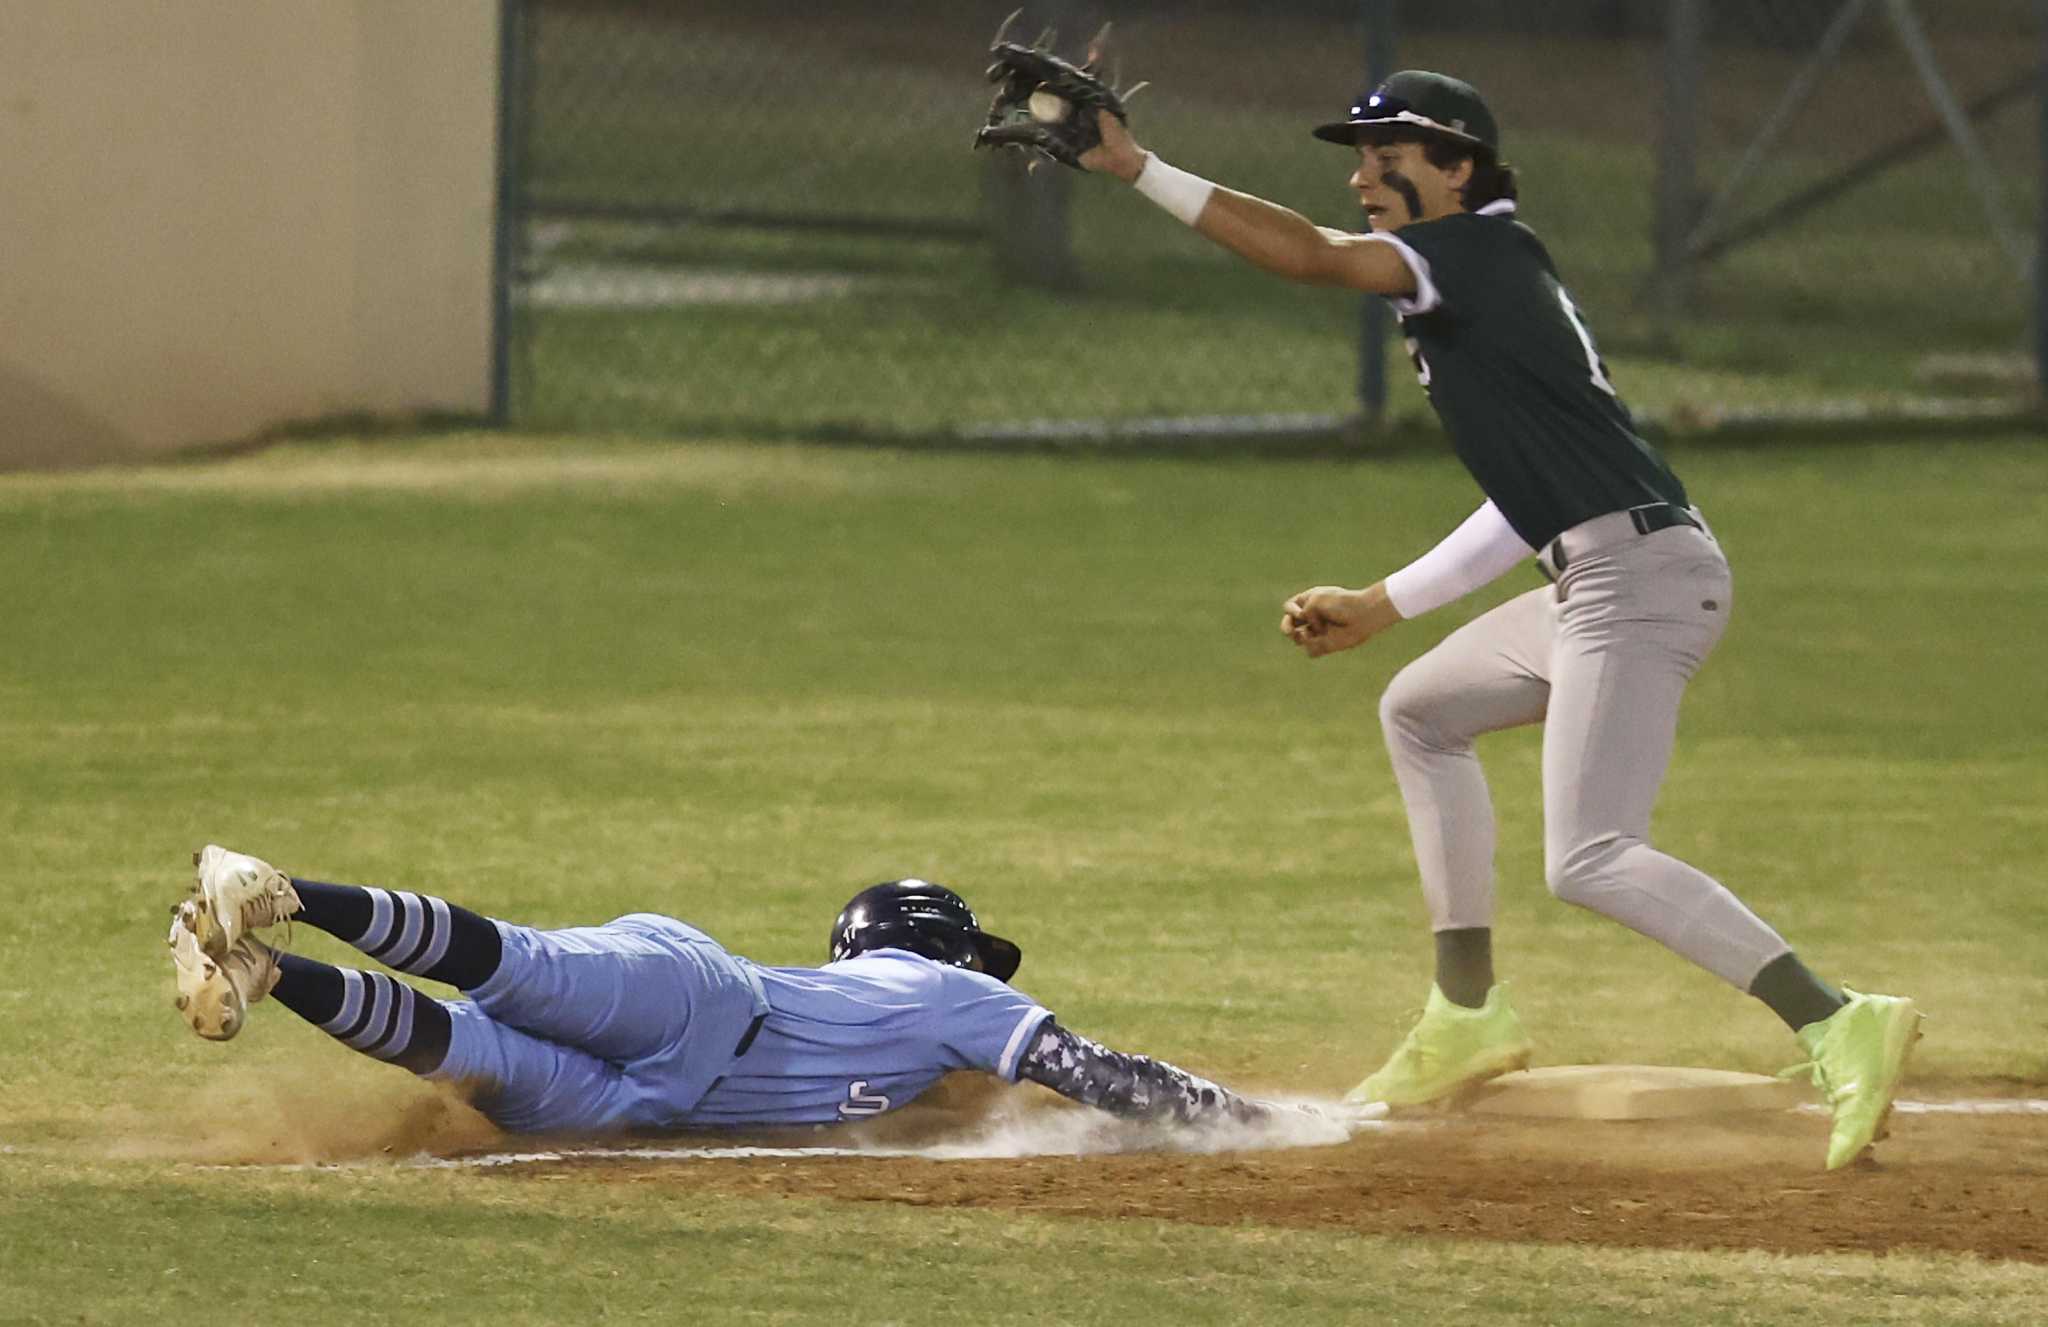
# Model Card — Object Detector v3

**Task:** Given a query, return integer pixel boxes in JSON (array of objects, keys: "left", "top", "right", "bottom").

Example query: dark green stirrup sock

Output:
[
  {"left": 1749, "top": 951, "right": 1847, "bottom": 1032},
  {"left": 1433, "top": 928, "right": 1495, "bottom": 1009}
]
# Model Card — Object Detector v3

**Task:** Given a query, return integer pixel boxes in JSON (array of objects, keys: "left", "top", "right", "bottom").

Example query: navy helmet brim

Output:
[
  {"left": 1312, "top": 112, "right": 1489, "bottom": 149},
  {"left": 972, "top": 931, "right": 1023, "bottom": 982}
]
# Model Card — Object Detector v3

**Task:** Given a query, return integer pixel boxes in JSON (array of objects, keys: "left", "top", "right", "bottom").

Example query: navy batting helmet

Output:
[
  {"left": 1312, "top": 70, "right": 1499, "bottom": 152},
  {"left": 828, "top": 879, "right": 1023, "bottom": 982}
]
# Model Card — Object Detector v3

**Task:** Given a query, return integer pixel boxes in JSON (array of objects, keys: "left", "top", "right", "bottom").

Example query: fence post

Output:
[
  {"left": 489, "top": 0, "right": 529, "bottom": 427},
  {"left": 2038, "top": 0, "right": 2048, "bottom": 400},
  {"left": 984, "top": 153, "right": 1080, "bottom": 290},
  {"left": 982, "top": 0, "right": 1080, "bottom": 291},
  {"left": 1651, "top": 0, "right": 1703, "bottom": 327},
  {"left": 1357, "top": 0, "right": 1395, "bottom": 428}
]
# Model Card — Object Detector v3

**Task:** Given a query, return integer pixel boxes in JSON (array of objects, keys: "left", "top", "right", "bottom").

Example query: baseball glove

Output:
[{"left": 972, "top": 12, "right": 1146, "bottom": 170}]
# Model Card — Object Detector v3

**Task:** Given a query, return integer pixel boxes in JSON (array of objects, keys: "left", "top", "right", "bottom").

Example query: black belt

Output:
[
  {"left": 732, "top": 1012, "right": 766, "bottom": 1058},
  {"left": 1545, "top": 502, "right": 1701, "bottom": 574}
]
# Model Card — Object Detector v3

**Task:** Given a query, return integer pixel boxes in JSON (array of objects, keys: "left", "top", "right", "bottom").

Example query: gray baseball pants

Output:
[{"left": 1378, "top": 512, "right": 1792, "bottom": 990}]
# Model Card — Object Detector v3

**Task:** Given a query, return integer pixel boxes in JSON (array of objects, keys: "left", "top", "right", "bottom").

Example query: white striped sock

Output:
[
  {"left": 342, "top": 975, "right": 394, "bottom": 1051},
  {"left": 383, "top": 893, "right": 426, "bottom": 966},
  {"left": 323, "top": 969, "right": 366, "bottom": 1036},
  {"left": 365, "top": 984, "right": 416, "bottom": 1061},
  {"left": 358, "top": 889, "right": 398, "bottom": 953}
]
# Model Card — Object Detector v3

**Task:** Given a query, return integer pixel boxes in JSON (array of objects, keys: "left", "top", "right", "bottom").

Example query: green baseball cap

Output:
[{"left": 1312, "top": 70, "right": 1499, "bottom": 152}]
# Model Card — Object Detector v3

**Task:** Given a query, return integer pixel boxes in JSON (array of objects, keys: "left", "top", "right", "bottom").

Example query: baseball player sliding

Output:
[
  {"left": 976, "top": 38, "right": 1920, "bottom": 1168},
  {"left": 167, "top": 846, "right": 1291, "bottom": 1134}
]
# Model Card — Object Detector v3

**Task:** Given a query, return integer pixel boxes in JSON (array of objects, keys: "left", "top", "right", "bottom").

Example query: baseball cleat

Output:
[
  {"left": 168, "top": 901, "right": 280, "bottom": 1041},
  {"left": 1344, "top": 983, "right": 1533, "bottom": 1107},
  {"left": 188, "top": 844, "right": 301, "bottom": 957},
  {"left": 1785, "top": 988, "right": 1923, "bottom": 1170}
]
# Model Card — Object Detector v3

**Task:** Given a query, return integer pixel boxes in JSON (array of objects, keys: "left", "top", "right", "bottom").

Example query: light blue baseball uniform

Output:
[{"left": 430, "top": 913, "right": 1051, "bottom": 1133}]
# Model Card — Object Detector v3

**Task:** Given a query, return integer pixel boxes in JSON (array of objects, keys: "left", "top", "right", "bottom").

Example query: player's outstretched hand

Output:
[
  {"left": 973, "top": 15, "right": 1149, "bottom": 173},
  {"left": 1281, "top": 584, "right": 1401, "bottom": 658},
  {"left": 1079, "top": 109, "right": 1146, "bottom": 181}
]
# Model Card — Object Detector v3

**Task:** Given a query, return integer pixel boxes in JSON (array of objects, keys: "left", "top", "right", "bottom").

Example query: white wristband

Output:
[{"left": 1133, "top": 152, "right": 1215, "bottom": 227}]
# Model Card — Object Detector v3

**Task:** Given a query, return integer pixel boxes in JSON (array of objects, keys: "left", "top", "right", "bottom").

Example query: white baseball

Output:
[{"left": 1028, "top": 90, "right": 1070, "bottom": 124}]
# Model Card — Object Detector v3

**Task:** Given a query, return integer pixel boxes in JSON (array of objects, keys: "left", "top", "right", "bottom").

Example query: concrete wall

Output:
[{"left": 0, "top": 1, "right": 498, "bottom": 470}]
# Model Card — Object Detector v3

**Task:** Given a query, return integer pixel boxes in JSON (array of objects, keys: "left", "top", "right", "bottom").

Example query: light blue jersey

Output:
[
  {"left": 686, "top": 950, "right": 1051, "bottom": 1127},
  {"left": 432, "top": 914, "right": 1049, "bottom": 1134}
]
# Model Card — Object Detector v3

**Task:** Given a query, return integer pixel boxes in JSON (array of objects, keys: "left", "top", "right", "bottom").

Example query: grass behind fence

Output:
[{"left": 511, "top": 9, "right": 2040, "bottom": 438}]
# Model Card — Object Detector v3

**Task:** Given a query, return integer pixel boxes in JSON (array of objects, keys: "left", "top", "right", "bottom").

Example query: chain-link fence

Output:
[
  {"left": 1643, "top": 0, "right": 2042, "bottom": 426},
  {"left": 498, "top": 0, "right": 2043, "bottom": 444}
]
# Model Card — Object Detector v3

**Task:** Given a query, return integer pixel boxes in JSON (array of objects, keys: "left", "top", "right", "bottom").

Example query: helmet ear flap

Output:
[{"left": 834, "top": 918, "right": 978, "bottom": 969}]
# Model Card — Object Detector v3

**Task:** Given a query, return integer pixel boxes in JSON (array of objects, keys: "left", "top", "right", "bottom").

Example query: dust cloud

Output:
[{"left": 87, "top": 1069, "right": 1372, "bottom": 1167}]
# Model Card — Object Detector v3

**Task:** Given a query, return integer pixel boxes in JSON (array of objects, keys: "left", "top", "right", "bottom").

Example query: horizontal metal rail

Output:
[{"left": 517, "top": 196, "right": 986, "bottom": 243}]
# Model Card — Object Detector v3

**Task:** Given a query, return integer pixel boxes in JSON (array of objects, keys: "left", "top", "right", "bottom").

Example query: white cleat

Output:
[
  {"left": 189, "top": 844, "right": 301, "bottom": 958},
  {"left": 168, "top": 901, "right": 279, "bottom": 1041}
]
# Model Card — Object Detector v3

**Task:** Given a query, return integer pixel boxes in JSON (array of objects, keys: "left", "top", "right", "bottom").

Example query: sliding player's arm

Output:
[{"left": 1016, "top": 1020, "right": 1266, "bottom": 1126}]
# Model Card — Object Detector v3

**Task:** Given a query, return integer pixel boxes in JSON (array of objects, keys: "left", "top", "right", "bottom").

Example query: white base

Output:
[{"left": 1465, "top": 1064, "right": 1811, "bottom": 1121}]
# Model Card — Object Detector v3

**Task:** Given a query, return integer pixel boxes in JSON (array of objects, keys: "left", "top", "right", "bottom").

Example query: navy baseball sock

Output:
[
  {"left": 1433, "top": 927, "right": 1495, "bottom": 1009},
  {"left": 270, "top": 953, "right": 453, "bottom": 1075},
  {"left": 286, "top": 879, "right": 503, "bottom": 990},
  {"left": 1748, "top": 951, "right": 1847, "bottom": 1032}
]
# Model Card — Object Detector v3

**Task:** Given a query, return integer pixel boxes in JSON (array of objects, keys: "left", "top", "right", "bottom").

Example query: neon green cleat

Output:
[
  {"left": 1344, "top": 983, "right": 1533, "bottom": 1107},
  {"left": 1785, "top": 988, "right": 1923, "bottom": 1170}
]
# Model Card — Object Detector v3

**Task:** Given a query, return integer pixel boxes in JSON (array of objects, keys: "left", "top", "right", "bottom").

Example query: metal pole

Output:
[
  {"left": 2038, "top": 0, "right": 2048, "bottom": 400},
  {"left": 488, "top": 0, "right": 527, "bottom": 427},
  {"left": 1686, "top": 0, "right": 1870, "bottom": 258},
  {"left": 1651, "top": 0, "right": 1702, "bottom": 323},
  {"left": 1884, "top": 0, "right": 2030, "bottom": 275},
  {"left": 1357, "top": 0, "right": 1395, "bottom": 427},
  {"left": 984, "top": 152, "right": 1079, "bottom": 290},
  {"left": 983, "top": 0, "right": 1079, "bottom": 290}
]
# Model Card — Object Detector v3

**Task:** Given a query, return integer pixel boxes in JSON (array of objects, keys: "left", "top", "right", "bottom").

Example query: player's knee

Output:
[
  {"left": 1545, "top": 835, "right": 1627, "bottom": 906},
  {"left": 1378, "top": 665, "right": 1457, "bottom": 750}
]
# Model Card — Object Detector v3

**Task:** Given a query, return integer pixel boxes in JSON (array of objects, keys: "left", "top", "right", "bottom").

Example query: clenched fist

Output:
[{"left": 1280, "top": 582, "right": 1402, "bottom": 658}]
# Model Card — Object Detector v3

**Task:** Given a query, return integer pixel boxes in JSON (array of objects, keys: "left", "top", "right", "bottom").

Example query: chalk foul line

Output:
[{"left": 125, "top": 1097, "right": 2042, "bottom": 1172}]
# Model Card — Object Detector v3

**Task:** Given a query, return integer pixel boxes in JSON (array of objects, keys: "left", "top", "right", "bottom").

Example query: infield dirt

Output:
[
  {"left": 139, "top": 1070, "right": 2048, "bottom": 1265},
  {"left": 505, "top": 1097, "right": 2048, "bottom": 1264}
]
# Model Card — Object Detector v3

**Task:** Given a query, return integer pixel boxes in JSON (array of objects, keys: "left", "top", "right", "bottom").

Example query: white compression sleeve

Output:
[
  {"left": 1133, "top": 152, "right": 1215, "bottom": 226},
  {"left": 1382, "top": 500, "right": 1535, "bottom": 619}
]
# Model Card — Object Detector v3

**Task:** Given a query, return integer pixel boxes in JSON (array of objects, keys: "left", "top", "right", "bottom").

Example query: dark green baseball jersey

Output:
[{"left": 1379, "top": 203, "right": 1687, "bottom": 548}]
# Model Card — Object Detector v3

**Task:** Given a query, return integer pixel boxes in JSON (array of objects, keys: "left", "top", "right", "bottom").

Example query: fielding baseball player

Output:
[
  {"left": 166, "top": 846, "right": 1282, "bottom": 1134},
  {"left": 975, "top": 42, "right": 1921, "bottom": 1168}
]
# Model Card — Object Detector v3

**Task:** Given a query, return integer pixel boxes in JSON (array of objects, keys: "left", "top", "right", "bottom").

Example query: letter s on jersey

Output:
[{"left": 838, "top": 1080, "right": 892, "bottom": 1117}]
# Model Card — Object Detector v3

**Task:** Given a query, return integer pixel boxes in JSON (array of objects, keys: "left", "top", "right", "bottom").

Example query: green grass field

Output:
[{"left": 2, "top": 433, "right": 2045, "bottom": 1322}]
